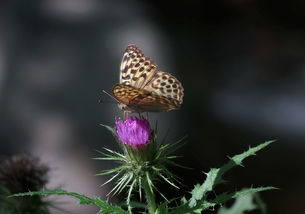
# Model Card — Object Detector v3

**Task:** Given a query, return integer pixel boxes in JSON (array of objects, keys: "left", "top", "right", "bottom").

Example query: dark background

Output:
[{"left": 0, "top": 0, "right": 304, "bottom": 213}]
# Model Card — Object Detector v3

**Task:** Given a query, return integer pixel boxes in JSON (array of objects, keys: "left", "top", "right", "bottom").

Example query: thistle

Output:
[
  {"left": 0, "top": 154, "right": 50, "bottom": 214},
  {"left": 9, "top": 130, "right": 276, "bottom": 214},
  {"left": 97, "top": 116, "right": 184, "bottom": 214}
]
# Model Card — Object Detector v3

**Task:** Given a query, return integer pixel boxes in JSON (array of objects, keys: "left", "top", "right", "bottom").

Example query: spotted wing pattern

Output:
[
  {"left": 114, "top": 45, "right": 184, "bottom": 113},
  {"left": 120, "top": 45, "right": 157, "bottom": 88},
  {"left": 113, "top": 84, "right": 145, "bottom": 106},
  {"left": 144, "top": 71, "right": 184, "bottom": 106}
]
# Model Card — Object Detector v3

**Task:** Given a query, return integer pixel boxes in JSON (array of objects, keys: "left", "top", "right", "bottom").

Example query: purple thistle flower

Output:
[{"left": 115, "top": 117, "right": 152, "bottom": 147}]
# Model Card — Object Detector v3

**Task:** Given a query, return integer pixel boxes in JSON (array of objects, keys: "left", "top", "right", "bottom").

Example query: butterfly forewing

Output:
[
  {"left": 113, "top": 84, "right": 145, "bottom": 106},
  {"left": 120, "top": 45, "right": 157, "bottom": 89}
]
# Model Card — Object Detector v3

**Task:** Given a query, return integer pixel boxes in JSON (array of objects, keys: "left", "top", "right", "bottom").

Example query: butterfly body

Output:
[{"left": 113, "top": 45, "right": 184, "bottom": 114}]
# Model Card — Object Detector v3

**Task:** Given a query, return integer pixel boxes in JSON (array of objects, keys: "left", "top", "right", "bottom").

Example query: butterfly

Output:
[{"left": 112, "top": 45, "right": 184, "bottom": 114}]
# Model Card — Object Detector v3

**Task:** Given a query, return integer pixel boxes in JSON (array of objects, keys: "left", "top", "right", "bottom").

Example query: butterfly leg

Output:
[{"left": 123, "top": 111, "right": 129, "bottom": 120}]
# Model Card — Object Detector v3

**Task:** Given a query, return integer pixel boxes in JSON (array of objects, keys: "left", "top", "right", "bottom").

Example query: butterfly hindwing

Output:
[
  {"left": 144, "top": 71, "right": 184, "bottom": 105},
  {"left": 129, "top": 91, "right": 179, "bottom": 112}
]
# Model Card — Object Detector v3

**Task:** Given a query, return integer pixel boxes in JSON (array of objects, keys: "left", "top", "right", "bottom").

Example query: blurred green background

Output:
[{"left": 0, "top": 0, "right": 304, "bottom": 213}]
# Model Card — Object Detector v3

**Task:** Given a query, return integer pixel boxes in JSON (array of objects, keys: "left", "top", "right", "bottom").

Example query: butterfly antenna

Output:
[{"left": 101, "top": 90, "right": 120, "bottom": 103}]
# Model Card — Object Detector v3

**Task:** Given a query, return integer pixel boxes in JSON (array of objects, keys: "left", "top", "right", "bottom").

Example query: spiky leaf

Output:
[
  {"left": 170, "top": 187, "right": 275, "bottom": 214},
  {"left": 188, "top": 140, "right": 274, "bottom": 207},
  {"left": 10, "top": 189, "right": 128, "bottom": 214},
  {"left": 169, "top": 141, "right": 275, "bottom": 214},
  {"left": 217, "top": 193, "right": 256, "bottom": 214}
]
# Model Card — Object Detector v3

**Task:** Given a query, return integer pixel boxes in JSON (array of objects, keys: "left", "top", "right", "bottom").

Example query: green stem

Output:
[{"left": 143, "top": 174, "right": 157, "bottom": 214}]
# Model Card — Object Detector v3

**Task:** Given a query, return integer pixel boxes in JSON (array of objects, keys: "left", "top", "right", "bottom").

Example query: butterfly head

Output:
[{"left": 118, "top": 103, "right": 128, "bottom": 111}]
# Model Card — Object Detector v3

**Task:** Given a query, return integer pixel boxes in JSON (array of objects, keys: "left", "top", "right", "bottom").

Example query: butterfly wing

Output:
[
  {"left": 113, "top": 84, "right": 145, "bottom": 106},
  {"left": 120, "top": 45, "right": 157, "bottom": 88},
  {"left": 113, "top": 84, "right": 179, "bottom": 112},
  {"left": 129, "top": 93, "right": 179, "bottom": 112},
  {"left": 144, "top": 71, "right": 184, "bottom": 106}
]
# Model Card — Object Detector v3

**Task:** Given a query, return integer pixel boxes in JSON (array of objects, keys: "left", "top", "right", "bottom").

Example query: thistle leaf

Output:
[
  {"left": 254, "top": 193, "right": 268, "bottom": 214},
  {"left": 156, "top": 202, "right": 169, "bottom": 214},
  {"left": 159, "top": 173, "right": 180, "bottom": 189},
  {"left": 94, "top": 150, "right": 125, "bottom": 161},
  {"left": 10, "top": 189, "right": 128, "bottom": 214},
  {"left": 102, "top": 147, "right": 125, "bottom": 159},
  {"left": 216, "top": 189, "right": 272, "bottom": 214},
  {"left": 169, "top": 141, "right": 275, "bottom": 214},
  {"left": 108, "top": 174, "right": 131, "bottom": 196},
  {"left": 188, "top": 140, "right": 274, "bottom": 207},
  {"left": 169, "top": 187, "right": 275, "bottom": 214},
  {"left": 157, "top": 135, "right": 187, "bottom": 159},
  {"left": 138, "top": 177, "right": 142, "bottom": 201},
  {"left": 96, "top": 166, "right": 128, "bottom": 176},
  {"left": 100, "top": 124, "right": 116, "bottom": 136},
  {"left": 100, "top": 124, "right": 125, "bottom": 150},
  {"left": 146, "top": 172, "right": 154, "bottom": 194},
  {"left": 127, "top": 179, "right": 137, "bottom": 213},
  {"left": 100, "top": 171, "right": 122, "bottom": 187},
  {"left": 212, "top": 187, "right": 277, "bottom": 204}
]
